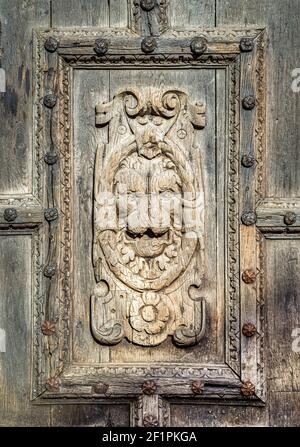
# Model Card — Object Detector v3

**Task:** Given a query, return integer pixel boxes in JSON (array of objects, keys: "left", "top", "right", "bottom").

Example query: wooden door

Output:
[{"left": 0, "top": 0, "right": 299, "bottom": 427}]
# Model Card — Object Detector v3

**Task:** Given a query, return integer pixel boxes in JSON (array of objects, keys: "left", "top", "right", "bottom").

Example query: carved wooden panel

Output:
[
  {"left": 29, "top": 25, "right": 267, "bottom": 421},
  {"left": 2, "top": 0, "right": 300, "bottom": 429},
  {"left": 92, "top": 88, "right": 206, "bottom": 347}
]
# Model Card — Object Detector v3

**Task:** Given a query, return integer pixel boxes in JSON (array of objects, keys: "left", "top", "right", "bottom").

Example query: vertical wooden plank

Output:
[
  {"left": 239, "top": 43, "right": 261, "bottom": 390},
  {"left": 51, "top": 0, "right": 109, "bottom": 27},
  {"left": 169, "top": 0, "right": 215, "bottom": 27},
  {"left": 109, "top": 0, "right": 128, "bottom": 28},
  {"left": 0, "top": 0, "right": 50, "bottom": 195},
  {"left": 269, "top": 392, "right": 300, "bottom": 427},
  {"left": 216, "top": 0, "right": 300, "bottom": 197},
  {"left": 0, "top": 234, "right": 50, "bottom": 426},
  {"left": 265, "top": 239, "right": 300, "bottom": 392}
]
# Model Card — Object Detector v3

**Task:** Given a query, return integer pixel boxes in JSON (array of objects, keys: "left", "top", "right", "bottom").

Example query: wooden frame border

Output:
[{"left": 31, "top": 27, "right": 266, "bottom": 404}]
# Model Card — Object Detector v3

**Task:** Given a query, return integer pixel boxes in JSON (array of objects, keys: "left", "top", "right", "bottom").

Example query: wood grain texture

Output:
[
  {"left": 0, "top": 0, "right": 299, "bottom": 428},
  {"left": 51, "top": 0, "right": 128, "bottom": 27},
  {"left": 51, "top": 0, "right": 109, "bottom": 27},
  {"left": 269, "top": 392, "right": 300, "bottom": 427},
  {"left": 73, "top": 69, "right": 110, "bottom": 364},
  {"left": 169, "top": 0, "right": 215, "bottom": 28},
  {"left": 216, "top": 0, "right": 300, "bottom": 198},
  {"left": 0, "top": 0, "right": 49, "bottom": 195},
  {"left": 0, "top": 234, "right": 50, "bottom": 426},
  {"left": 51, "top": 403, "right": 130, "bottom": 426},
  {"left": 265, "top": 240, "right": 300, "bottom": 393},
  {"left": 170, "top": 403, "right": 267, "bottom": 427}
]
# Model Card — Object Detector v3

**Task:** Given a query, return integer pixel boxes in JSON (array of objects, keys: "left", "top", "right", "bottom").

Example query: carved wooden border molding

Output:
[{"left": 31, "top": 27, "right": 266, "bottom": 407}]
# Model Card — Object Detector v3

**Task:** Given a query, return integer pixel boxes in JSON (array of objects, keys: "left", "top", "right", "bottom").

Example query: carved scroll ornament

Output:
[{"left": 91, "top": 88, "right": 207, "bottom": 347}]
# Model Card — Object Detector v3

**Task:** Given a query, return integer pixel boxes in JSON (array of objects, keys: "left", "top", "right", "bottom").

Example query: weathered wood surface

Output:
[
  {"left": 216, "top": 0, "right": 300, "bottom": 198},
  {"left": 0, "top": 0, "right": 299, "bottom": 427},
  {"left": 0, "top": 0, "right": 49, "bottom": 195},
  {"left": 51, "top": 404, "right": 130, "bottom": 427},
  {"left": 0, "top": 235, "right": 50, "bottom": 426}
]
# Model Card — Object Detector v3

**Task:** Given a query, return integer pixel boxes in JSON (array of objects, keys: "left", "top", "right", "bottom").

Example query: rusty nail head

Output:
[
  {"left": 141, "top": 380, "right": 157, "bottom": 395},
  {"left": 284, "top": 211, "right": 296, "bottom": 226},
  {"left": 241, "top": 380, "right": 255, "bottom": 397},
  {"left": 141, "top": 37, "right": 157, "bottom": 53},
  {"left": 242, "top": 95, "right": 256, "bottom": 110},
  {"left": 240, "top": 37, "right": 254, "bottom": 52},
  {"left": 43, "top": 94, "right": 57, "bottom": 109},
  {"left": 241, "top": 153, "right": 255, "bottom": 167},
  {"left": 41, "top": 321, "right": 56, "bottom": 336},
  {"left": 44, "top": 37, "right": 59, "bottom": 53},
  {"left": 143, "top": 414, "right": 159, "bottom": 427},
  {"left": 140, "top": 0, "right": 155, "bottom": 11},
  {"left": 4, "top": 208, "right": 17, "bottom": 222},
  {"left": 191, "top": 380, "right": 204, "bottom": 395},
  {"left": 242, "top": 269, "right": 256, "bottom": 284},
  {"left": 94, "top": 38, "right": 109, "bottom": 56},
  {"left": 242, "top": 322, "right": 257, "bottom": 337},
  {"left": 190, "top": 37, "right": 207, "bottom": 56},
  {"left": 241, "top": 211, "right": 257, "bottom": 226}
]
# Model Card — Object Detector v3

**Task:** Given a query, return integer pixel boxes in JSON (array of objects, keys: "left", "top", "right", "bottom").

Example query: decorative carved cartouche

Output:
[{"left": 91, "top": 88, "right": 207, "bottom": 347}]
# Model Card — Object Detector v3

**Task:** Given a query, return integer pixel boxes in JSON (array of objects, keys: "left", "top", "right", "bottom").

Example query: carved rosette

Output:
[{"left": 91, "top": 87, "right": 206, "bottom": 347}]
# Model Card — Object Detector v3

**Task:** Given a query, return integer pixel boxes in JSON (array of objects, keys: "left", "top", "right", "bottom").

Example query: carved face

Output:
[
  {"left": 95, "top": 89, "right": 204, "bottom": 292},
  {"left": 92, "top": 88, "right": 206, "bottom": 346}
]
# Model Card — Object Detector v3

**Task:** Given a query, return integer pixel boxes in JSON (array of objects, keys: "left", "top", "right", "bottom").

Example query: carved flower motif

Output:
[
  {"left": 129, "top": 292, "right": 170, "bottom": 336},
  {"left": 143, "top": 414, "right": 159, "bottom": 427}
]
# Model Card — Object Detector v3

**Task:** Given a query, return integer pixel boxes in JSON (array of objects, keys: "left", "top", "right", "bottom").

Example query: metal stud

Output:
[
  {"left": 241, "top": 153, "right": 255, "bottom": 168},
  {"left": 242, "top": 269, "right": 256, "bottom": 284},
  {"left": 43, "top": 264, "right": 56, "bottom": 278},
  {"left": 45, "top": 377, "right": 59, "bottom": 392},
  {"left": 44, "top": 207, "right": 58, "bottom": 222},
  {"left": 140, "top": 0, "right": 155, "bottom": 11},
  {"left": 143, "top": 414, "right": 159, "bottom": 427},
  {"left": 241, "top": 380, "right": 255, "bottom": 397},
  {"left": 241, "top": 211, "right": 257, "bottom": 226},
  {"left": 242, "top": 322, "right": 257, "bottom": 337},
  {"left": 240, "top": 37, "right": 254, "bottom": 52},
  {"left": 44, "top": 37, "right": 59, "bottom": 53},
  {"left": 284, "top": 211, "right": 296, "bottom": 226},
  {"left": 41, "top": 321, "right": 56, "bottom": 336},
  {"left": 190, "top": 37, "right": 207, "bottom": 56},
  {"left": 141, "top": 36, "right": 157, "bottom": 53},
  {"left": 191, "top": 380, "right": 204, "bottom": 395},
  {"left": 44, "top": 152, "right": 58, "bottom": 165},
  {"left": 94, "top": 38, "right": 109, "bottom": 56},
  {"left": 43, "top": 94, "right": 57, "bottom": 109},
  {"left": 141, "top": 380, "right": 157, "bottom": 395},
  {"left": 92, "top": 383, "right": 109, "bottom": 394},
  {"left": 242, "top": 95, "right": 256, "bottom": 110},
  {"left": 4, "top": 208, "right": 17, "bottom": 222}
]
